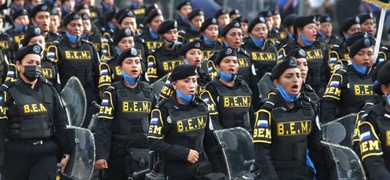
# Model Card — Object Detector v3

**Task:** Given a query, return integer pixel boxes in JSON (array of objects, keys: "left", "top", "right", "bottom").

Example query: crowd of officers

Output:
[{"left": 0, "top": 0, "right": 388, "bottom": 179}]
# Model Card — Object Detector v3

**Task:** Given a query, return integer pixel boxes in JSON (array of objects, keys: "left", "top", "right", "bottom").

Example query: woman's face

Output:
[
  {"left": 351, "top": 46, "right": 374, "bottom": 67},
  {"left": 344, "top": 24, "right": 361, "bottom": 37},
  {"left": 15, "top": 15, "right": 29, "bottom": 26},
  {"left": 28, "top": 35, "right": 46, "bottom": 51},
  {"left": 172, "top": 75, "right": 198, "bottom": 95},
  {"left": 320, "top": 22, "right": 332, "bottom": 37},
  {"left": 265, "top": 17, "right": 273, "bottom": 31},
  {"left": 298, "top": 23, "right": 317, "bottom": 42},
  {"left": 250, "top": 23, "right": 268, "bottom": 39},
  {"left": 120, "top": 57, "right": 141, "bottom": 77},
  {"left": 120, "top": 17, "right": 137, "bottom": 32},
  {"left": 190, "top": 15, "right": 204, "bottom": 31},
  {"left": 274, "top": 68, "right": 302, "bottom": 95},
  {"left": 82, "top": 20, "right": 91, "bottom": 34},
  {"left": 50, "top": 15, "right": 60, "bottom": 32},
  {"left": 222, "top": 27, "right": 242, "bottom": 49},
  {"left": 360, "top": 19, "right": 375, "bottom": 36},
  {"left": 17, "top": 54, "right": 41, "bottom": 80},
  {"left": 296, "top": 57, "right": 308, "bottom": 82},
  {"left": 272, "top": 14, "right": 281, "bottom": 29},
  {"left": 217, "top": 14, "right": 230, "bottom": 28},
  {"left": 32, "top": 11, "right": 50, "bottom": 31},
  {"left": 162, "top": 29, "right": 178, "bottom": 42},
  {"left": 203, "top": 25, "right": 218, "bottom": 41},
  {"left": 149, "top": 15, "right": 164, "bottom": 33},
  {"left": 117, "top": 36, "right": 135, "bottom": 52},
  {"left": 179, "top": 5, "right": 192, "bottom": 17},
  {"left": 63, "top": 0, "right": 75, "bottom": 11},
  {"left": 217, "top": 55, "right": 239, "bottom": 74},
  {"left": 65, "top": 19, "right": 82, "bottom": 36},
  {"left": 184, "top": 48, "right": 202, "bottom": 67}
]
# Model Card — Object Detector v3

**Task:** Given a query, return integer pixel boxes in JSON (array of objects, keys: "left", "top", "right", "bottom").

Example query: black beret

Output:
[
  {"left": 339, "top": 16, "right": 360, "bottom": 36},
  {"left": 220, "top": 20, "right": 241, "bottom": 37},
  {"left": 145, "top": 9, "right": 162, "bottom": 24},
  {"left": 178, "top": 40, "right": 202, "bottom": 55},
  {"left": 234, "top": 16, "right": 248, "bottom": 23},
  {"left": 214, "top": 47, "right": 237, "bottom": 65},
  {"left": 104, "top": 10, "right": 117, "bottom": 22},
  {"left": 188, "top": 9, "right": 204, "bottom": 21},
  {"left": 349, "top": 37, "right": 375, "bottom": 58},
  {"left": 346, "top": 32, "right": 367, "bottom": 46},
  {"left": 145, "top": 3, "right": 159, "bottom": 17},
  {"left": 271, "top": 9, "right": 280, "bottom": 15},
  {"left": 15, "top": 44, "right": 43, "bottom": 61},
  {"left": 358, "top": 13, "right": 374, "bottom": 24},
  {"left": 62, "top": 12, "right": 81, "bottom": 26},
  {"left": 214, "top": 9, "right": 228, "bottom": 19},
  {"left": 157, "top": 20, "right": 177, "bottom": 35},
  {"left": 258, "top": 10, "right": 273, "bottom": 18},
  {"left": 200, "top": 18, "right": 218, "bottom": 32},
  {"left": 293, "top": 15, "right": 316, "bottom": 29},
  {"left": 248, "top": 16, "right": 266, "bottom": 33},
  {"left": 271, "top": 57, "right": 298, "bottom": 80},
  {"left": 320, "top": 15, "right": 331, "bottom": 23},
  {"left": 117, "top": 9, "right": 135, "bottom": 24},
  {"left": 30, "top": 4, "right": 49, "bottom": 17},
  {"left": 21, "top": 27, "right": 43, "bottom": 47},
  {"left": 314, "top": 14, "right": 321, "bottom": 22},
  {"left": 112, "top": 28, "right": 133, "bottom": 45},
  {"left": 115, "top": 8, "right": 127, "bottom": 21},
  {"left": 12, "top": 9, "right": 28, "bottom": 20},
  {"left": 176, "top": 1, "right": 191, "bottom": 10},
  {"left": 50, "top": 9, "right": 59, "bottom": 16},
  {"left": 229, "top": 9, "right": 240, "bottom": 16},
  {"left": 377, "top": 61, "right": 390, "bottom": 94},
  {"left": 285, "top": 48, "right": 306, "bottom": 59},
  {"left": 74, "top": 2, "right": 89, "bottom": 12},
  {"left": 117, "top": 47, "right": 139, "bottom": 65},
  {"left": 81, "top": 13, "right": 90, "bottom": 20},
  {"left": 283, "top": 13, "right": 297, "bottom": 27},
  {"left": 171, "top": 64, "right": 198, "bottom": 81}
]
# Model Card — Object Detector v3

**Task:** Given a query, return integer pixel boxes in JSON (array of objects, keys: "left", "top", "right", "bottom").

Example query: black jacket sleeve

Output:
[{"left": 51, "top": 85, "right": 70, "bottom": 154}]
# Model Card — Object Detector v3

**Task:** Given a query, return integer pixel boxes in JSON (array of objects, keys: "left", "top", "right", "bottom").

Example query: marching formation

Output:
[{"left": 0, "top": 0, "right": 388, "bottom": 179}]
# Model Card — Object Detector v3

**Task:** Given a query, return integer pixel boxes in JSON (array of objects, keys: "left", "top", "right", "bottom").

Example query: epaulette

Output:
[
  {"left": 381, "top": 46, "right": 388, "bottom": 51},
  {"left": 334, "top": 67, "right": 347, "bottom": 75},
  {"left": 304, "top": 83, "right": 314, "bottom": 91},
  {"left": 104, "top": 56, "right": 116, "bottom": 63},
  {"left": 81, "top": 39, "right": 93, "bottom": 45},
  {"left": 0, "top": 80, "right": 13, "bottom": 91},
  {"left": 136, "top": 37, "right": 145, "bottom": 44},
  {"left": 238, "top": 48, "right": 250, "bottom": 57},
  {"left": 106, "top": 85, "right": 115, "bottom": 91},
  {"left": 178, "top": 29, "right": 186, "bottom": 35},
  {"left": 52, "top": 40, "right": 60, "bottom": 44},
  {"left": 40, "top": 77, "right": 53, "bottom": 86},
  {"left": 155, "top": 97, "right": 169, "bottom": 108},
  {"left": 260, "top": 95, "right": 277, "bottom": 111}
]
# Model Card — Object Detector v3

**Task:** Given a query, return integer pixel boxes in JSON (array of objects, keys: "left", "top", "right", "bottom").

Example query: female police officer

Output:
[
  {"left": 0, "top": 44, "right": 70, "bottom": 179},
  {"left": 95, "top": 48, "right": 155, "bottom": 179},
  {"left": 147, "top": 64, "right": 218, "bottom": 180},
  {"left": 357, "top": 61, "right": 390, "bottom": 179},
  {"left": 322, "top": 36, "right": 375, "bottom": 124},
  {"left": 253, "top": 56, "right": 328, "bottom": 180}
]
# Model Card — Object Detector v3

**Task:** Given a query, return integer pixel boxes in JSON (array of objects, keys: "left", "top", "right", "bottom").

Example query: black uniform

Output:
[
  {"left": 0, "top": 78, "right": 69, "bottom": 179},
  {"left": 147, "top": 95, "right": 216, "bottom": 179},
  {"left": 128, "top": 3, "right": 147, "bottom": 28},
  {"left": 5, "top": 28, "right": 25, "bottom": 54},
  {"left": 253, "top": 93, "right": 328, "bottom": 180},
  {"left": 322, "top": 66, "right": 374, "bottom": 123},
  {"left": 183, "top": 27, "right": 200, "bottom": 43},
  {"left": 199, "top": 35, "right": 223, "bottom": 60},
  {"left": 96, "top": 80, "right": 155, "bottom": 179},
  {"left": 267, "top": 28, "right": 281, "bottom": 46},
  {"left": 0, "top": 32, "right": 15, "bottom": 61},
  {"left": 139, "top": 28, "right": 163, "bottom": 53}
]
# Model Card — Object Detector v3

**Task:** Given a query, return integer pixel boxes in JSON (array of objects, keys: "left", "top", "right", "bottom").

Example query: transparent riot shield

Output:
[
  {"left": 322, "top": 113, "right": 357, "bottom": 147},
  {"left": 63, "top": 126, "right": 96, "bottom": 180},
  {"left": 257, "top": 72, "right": 275, "bottom": 99},
  {"left": 213, "top": 127, "right": 256, "bottom": 180},
  {"left": 61, "top": 76, "right": 87, "bottom": 127},
  {"left": 321, "top": 141, "right": 366, "bottom": 180}
]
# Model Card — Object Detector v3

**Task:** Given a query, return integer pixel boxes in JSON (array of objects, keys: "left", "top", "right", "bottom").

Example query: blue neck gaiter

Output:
[
  {"left": 386, "top": 94, "right": 390, "bottom": 106},
  {"left": 203, "top": 35, "right": 214, "bottom": 46},
  {"left": 66, "top": 31, "right": 79, "bottom": 44},
  {"left": 115, "top": 47, "right": 122, "bottom": 55},
  {"left": 101, "top": 1, "right": 111, "bottom": 10},
  {"left": 132, "top": 2, "right": 140, "bottom": 8},
  {"left": 251, "top": 36, "right": 265, "bottom": 47},
  {"left": 81, "top": 33, "right": 88, "bottom": 40},
  {"left": 12, "top": 4, "right": 23, "bottom": 11},
  {"left": 32, "top": 22, "right": 38, "bottom": 27},
  {"left": 219, "top": 70, "right": 235, "bottom": 82},
  {"left": 288, "top": 33, "right": 295, "bottom": 41},
  {"left": 300, "top": 34, "right": 313, "bottom": 47},
  {"left": 180, "top": 15, "right": 189, "bottom": 24},
  {"left": 108, "top": 23, "right": 116, "bottom": 30},
  {"left": 352, "top": 62, "right": 368, "bottom": 75},
  {"left": 164, "top": 38, "right": 180, "bottom": 49},
  {"left": 184, "top": 59, "right": 189, "bottom": 64},
  {"left": 62, "top": 5, "right": 71, "bottom": 14},
  {"left": 176, "top": 89, "right": 194, "bottom": 104},
  {"left": 277, "top": 85, "right": 299, "bottom": 103},
  {"left": 318, "top": 31, "right": 327, "bottom": 38},
  {"left": 14, "top": 24, "right": 25, "bottom": 32},
  {"left": 190, "top": 24, "right": 198, "bottom": 32},
  {"left": 149, "top": 27, "right": 158, "bottom": 39},
  {"left": 121, "top": 70, "right": 139, "bottom": 85},
  {"left": 344, "top": 34, "right": 349, "bottom": 40},
  {"left": 224, "top": 42, "right": 230, "bottom": 47}
]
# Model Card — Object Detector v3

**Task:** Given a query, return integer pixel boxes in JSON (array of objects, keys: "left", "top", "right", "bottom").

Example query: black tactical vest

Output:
[
  {"left": 303, "top": 42, "right": 327, "bottom": 90},
  {"left": 154, "top": 46, "right": 184, "bottom": 78},
  {"left": 41, "top": 57, "right": 58, "bottom": 84},
  {"left": 236, "top": 48, "right": 252, "bottom": 84},
  {"left": 243, "top": 40, "right": 277, "bottom": 79},
  {"left": 369, "top": 106, "right": 390, "bottom": 171},
  {"left": 6, "top": 81, "right": 53, "bottom": 140},
  {"left": 212, "top": 79, "right": 252, "bottom": 130},
  {"left": 106, "top": 54, "right": 122, "bottom": 83}
]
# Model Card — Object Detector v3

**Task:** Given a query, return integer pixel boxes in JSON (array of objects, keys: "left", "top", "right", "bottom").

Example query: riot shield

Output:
[
  {"left": 321, "top": 141, "right": 366, "bottom": 180},
  {"left": 322, "top": 113, "right": 357, "bottom": 147},
  {"left": 61, "top": 76, "right": 87, "bottom": 127},
  {"left": 62, "top": 126, "right": 96, "bottom": 180},
  {"left": 257, "top": 72, "right": 275, "bottom": 99},
  {"left": 213, "top": 127, "right": 256, "bottom": 180}
]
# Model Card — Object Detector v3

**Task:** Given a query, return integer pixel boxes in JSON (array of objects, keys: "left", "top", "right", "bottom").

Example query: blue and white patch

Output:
[
  {"left": 257, "top": 120, "right": 269, "bottom": 128},
  {"left": 102, "top": 50, "right": 108, "bottom": 55},
  {"left": 330, "top": 81, "right": 339, "bottom": 87},
  {"left": 203, "top": 98, "right": 210, "bottom": 104},
  {"left": 7, "top": 71, "right": 14, "bottom": 76},
  {"left": 0, "top": 95, "right": 3, "bottom": 102},
  {"left": 361, "top": 131, "right": 371, "bottom": 141},
  {"left": 208, "top": 67, "right": 213, "bottom": 73},
  {"left": 101, "top": 99, "right": 109, "bottom": 106},
  {"left": 47, "top": 52, "right": 55, "bottom": 58},
  {"left": 150, "top": 118, "right": 158, "bottom": 125},
  {"left": 148, "top": 62, "right": 154, "bottom": 67},
  {"left": 101, "top": 69, "right": 108, "bottom": 75},
  {"left": 330, "top": 57, "right": 337, "bottom": 63}
]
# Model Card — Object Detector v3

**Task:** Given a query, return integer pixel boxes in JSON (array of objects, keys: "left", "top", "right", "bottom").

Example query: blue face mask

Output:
[
  {"left": 14, "top": 23, "right": 25, "bottom": 32},
  {"left": 180, "top": 15, "right": 189, "bottom": 24},
  {"left": 115, "top": 47, "right": 122, "bottom": 55},
  {"left": 344, "top": 34, "right": 349, "bottom": 40},
  {"left": 176, "top": 89, "right": 194, "bottom": 104},
  {"left": 300, "top": 34, "right": 313, "bottom": 47},
  {"left": 32, "top": 22, "right": 38, "bottom": 27},
  {"left": 108, "top": 23, "right": 116, "bottom": 30},
  {"left": 184, "top": 59, "right": 189, "bottom": 64},
  {"left": 318, "top": 31, "right": 327, "bottom": 38},
  {"left": 224, "top": 42, "right": 230, "bottom": 47},
  {"left": 352, "top": 62, "right": 367, "bottom": 75},
  {"left": 190, "top": 24, "right": 198, "bottom": 32},
  {"left": 121, "top": 70, "right": 139, "bottom": 85},
  {"left": 203, "top": 35, "right": 214, "bottom": 46},
  {"left": 62, "top": 5, "right": 71, "bottom": 14},
  {"left": 81, "top": 33, "right": 88, "bottom": 40},
  {"left": 251, "top": 36, "right": 265, "bottom": 47},
  {"left": 12, "top": 4, "right": 23, "bottom": 11},
  {"left": 149, "top": 27, "right": 158, "bottom": 39},
  {"left": 277, "top": 85, "right": 299, "bottom": 103},
  {"left": 132, "top": 2, "right": 140, "bottom": 8},
  {"left": 101, "top": 1, "right": 111, "bottom": 9},
  {"left": 163, "top": 38, "right": 180, "bottom": 49},
  {"left": 219, "top": 70, "right": 235, "bottom": 82},
  {"left": 288, "top": 33, "right": 295, "bottom": 41},
  {"left": 66, "top": 31, "right": 79, "bottom": 44}
]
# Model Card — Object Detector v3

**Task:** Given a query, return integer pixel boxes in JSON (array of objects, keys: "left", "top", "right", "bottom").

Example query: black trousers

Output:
[
  {"left": 102, "top": 156, "right": 129, "bottom": 180},
  {"left": 3, "top": 140, "right": 58, "bottom": 180}
]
